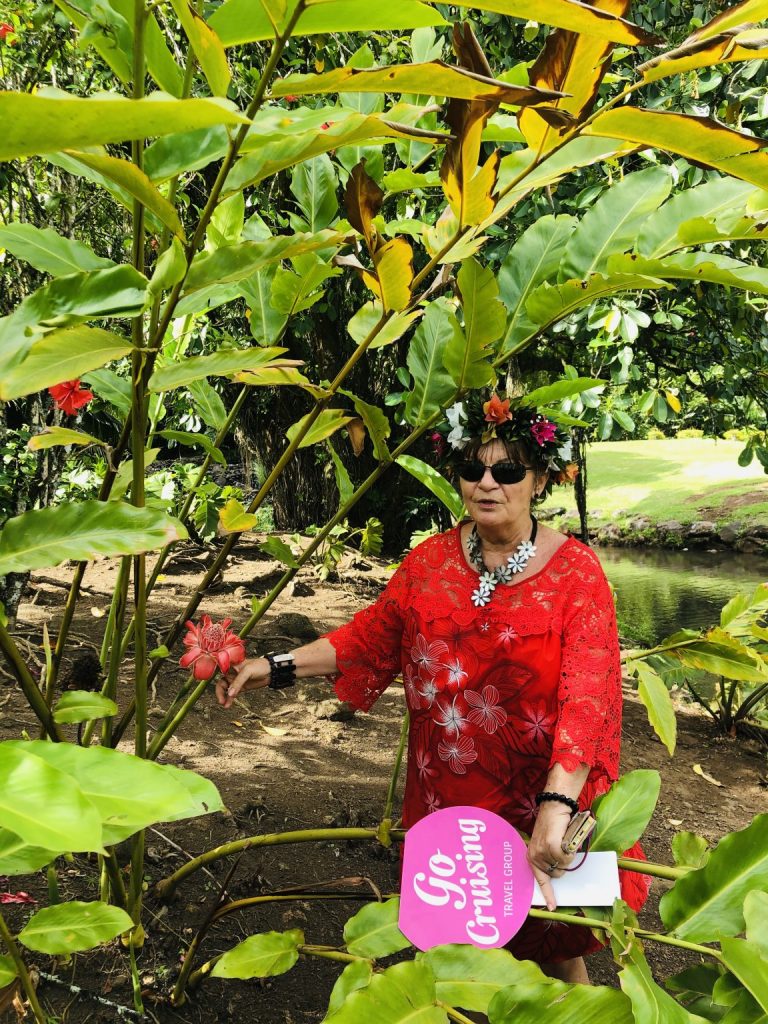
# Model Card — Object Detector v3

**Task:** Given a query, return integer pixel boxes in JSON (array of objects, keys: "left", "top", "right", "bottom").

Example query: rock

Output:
[
  {"left": 628, "top": 515, "right": 652, "bottom": 532},
  {"left": 611, "top": 509, "right": 628, "bottom": 519},
  {"left": 538, "top": 506, "right": 566, "bottom": 521},
  {"left": 688, "top": 520, "right": 718, "bottom": 537},
  {"left": 597, "top": 523, "right": 624, "bottom": 544},
  {"left": 658, "top": 520, "right": 685, "bottom": 535},
  {"left": 718, "top": 523, "right": 742, "bottom": 545},
  {"left": 312, "top": 700, "right": 356, "bottom": 722},
  {"left": 268, "top": 612, "right": 319, "bottom": 641},
  {"left": 735, "top": 535, "right": 768, "bottom": 554}
]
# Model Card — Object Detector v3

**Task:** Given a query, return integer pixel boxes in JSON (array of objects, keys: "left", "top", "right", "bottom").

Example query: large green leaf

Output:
[
  {"left": 184, "top": 231, "right": 345, "bottom": 292},
  {"left": 619, "top": 945, "right": 701, "bottom": 1024},
  {"left": 0, "top": 744, "right": 102, "bottom": 854},
  {"left": 585, "top": 109, "right": 768, "bottom": 190},
  {"left": 210, "top": 0, "right": 446, "bottom": 46},
  {"left": 0, "top": 500, "right": 187, "bottom": 577},
  {"left": 639, "top": 28, "right": 768, "bottom": 84},
  {"left": 419, "top": 945, "right": 547, "bottom": 1014},
  {"left": 82, "top": 368, "right": 132, "bottom": 415},
  {"left": 0, "top": 223, "right": 114, "bottom": 276},
  {"left": 691, "top": 0, "right": 768, "bottom": 41},
  {"left": 0, "top": 829, "right": 58, "bottom": 875},
  {"left": 286, "top": 409, "right": 356, "bottom": 448},
  {"left": 53, "top": 691, "right": 118, "bottom": 725},
  {"left": 397, "top": 456, "right": 464, "bottom": 520},
  {"left": 634, "top": 661, "right": 677, "bottom": 755},
  {"left": 676, "top": 634, "right": 768, "bottom": 682},
  {"left": 63, "top": 150, "right": 185, "bottom": 239},
  {"left": 453, "top": 1, "right": 653, "bottom": 42},
  {"left": 0, "top": 327, "right": 133, "bottom": 401},
  {"left": 0, "top": 91, "right": 247, "bottom": 160},
  {"left": 0, "top": 955, "right": 17, "bottom": 988},
  {"left": 720, "top": 583, "right": 768, "bottom": 635},
  {"left": 157, "top": 430, "right": 226, "bottom": 466},
  {"left": 660, "top": 814, "right": 768, "bottom": 942},
  {"left": 721, "top": 939, "right": 768, "bottom": 1013},
  {"left": 326, "top": 961, "right": 375, "bottom": 1017},
  {"left": 608, "top": 251, "right": 768, "bottom": 294},
  {"left": 343, "top": 898, "right": 411, "bottom": 958},
  {"left": 497, "top": 214, "right": 576, "bottom": 356},
  {"left": 211, "top": 930, "right": 303, "bottom": 979},
  {"left": 290, "top": 155, "right": 339, "bottom": 232},
  {"left": 19, "top": 902, "right": 132, "bottom": 954},
  {"left": 520, "top": 378, "right": 603, "bottom": 407},
  {"left": 188, "top": 378, "right": 228, "bottom": 431},
  {"left": 149, "top": 346, "right": 289, "bottom": 391},
  {"left": 560, "top": 166, "right": 673, "bottom": 279},
  {"left": 340, "top": 389, "right": 392, "bottom": 461},
  {"left": 444, "top": 259, "right": 503, "bottom": 388},
  {"left": 5, "top": 741, "right": 222, "bottom": 846},
  {"left": 347, "top": 302, "right": 423, "bottom": 350},
  {"left": 489, "top": 978, "right": 633, "bottom": 1023},
  {"left": 324, "top": 960, "right": 446, "bottom": 1024},
  {"left": 145, "top": 124, "right": 230, "bottom": 183},
  {"left": 745, "top": 892, "right": 768, "bottom": 957},
  {"left": 637, "top": 177, "right": 758, "bottom": 257},
  {"left": 590, "top": 770, "right": 661, "bottom": 852},
  {"left": 169, "top": 0, "right": 231, "bottom": 97},
  {"left": 404, "top": 299, "right": 457, "bottom": 426},
  {"left": 27, "top": 427, "right": 105, "bottom": 452}
]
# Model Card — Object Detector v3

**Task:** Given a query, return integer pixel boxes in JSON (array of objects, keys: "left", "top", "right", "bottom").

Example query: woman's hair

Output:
[{"left": 455, "top": 435, "right": 552, "bottom": 502}]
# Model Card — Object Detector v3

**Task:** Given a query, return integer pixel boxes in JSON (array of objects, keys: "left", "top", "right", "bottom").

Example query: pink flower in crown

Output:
[
  {"left": 530, "top": 416, "right": 557, "bottom": 446},
  {"left": 437, "top": 735, "right": 477, "bottom": 775},
  {"left": 465, "top": 685, "right": 508, "bottom": 734},
  {"left": 180, "top": 615, "right": 245, "bottom": 681}
]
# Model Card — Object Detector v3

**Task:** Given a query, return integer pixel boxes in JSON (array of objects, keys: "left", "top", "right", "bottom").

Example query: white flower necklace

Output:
[{"left": 468, "top": 517, "right": 539, "bottom": 607}]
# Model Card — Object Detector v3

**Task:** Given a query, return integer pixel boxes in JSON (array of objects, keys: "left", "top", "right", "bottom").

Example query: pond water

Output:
[{"left": 596, "top": 546, "right": 768, "bottom": 646}]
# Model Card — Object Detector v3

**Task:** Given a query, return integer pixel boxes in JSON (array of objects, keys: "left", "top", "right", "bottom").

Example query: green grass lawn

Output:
[{"left": 541, "top": 438, "right": 768, "bottom": 529}]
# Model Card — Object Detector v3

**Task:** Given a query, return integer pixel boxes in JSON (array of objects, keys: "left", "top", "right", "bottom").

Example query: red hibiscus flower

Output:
[
  {"left": 530, "top": 416, "right": 557, "bottom": 446},
  {"left": 0, "top": 890, "right": 36, "bottom": 905},
  {"left": 48, "top": 379, "right": 95, "bottom": 416},
  {"left": 483, "top": 393, "right": 513, "bottom": 425},
  {"left": 180, "top": 615, "right": 246, "bottom": 681},
  {"left": 0, "top": 23, "right": 15, "bottom": 42},
  {"left": 284, "top": 94, "right": 299, "bottom": 102}
]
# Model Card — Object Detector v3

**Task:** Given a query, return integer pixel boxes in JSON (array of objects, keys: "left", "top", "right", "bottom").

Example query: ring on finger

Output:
[{"left": 546, "top": 861, "right": 559, "bottom": 875}]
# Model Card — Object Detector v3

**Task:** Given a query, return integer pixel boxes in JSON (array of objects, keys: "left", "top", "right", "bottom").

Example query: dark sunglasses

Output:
[{"left": 456, "top": 460, "right": 534, "bottom": 485}]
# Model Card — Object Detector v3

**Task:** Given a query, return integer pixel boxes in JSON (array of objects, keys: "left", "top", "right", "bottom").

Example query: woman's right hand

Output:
[{"left": 215, "top": 656, "right": 271, "bottom": 709}]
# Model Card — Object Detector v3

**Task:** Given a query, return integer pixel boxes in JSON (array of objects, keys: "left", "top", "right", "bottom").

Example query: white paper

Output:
[{"left": 531, "top": 851, "right": 621, "bottom": 906}]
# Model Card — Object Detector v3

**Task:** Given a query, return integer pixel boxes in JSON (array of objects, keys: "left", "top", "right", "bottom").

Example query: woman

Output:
[{"left": 216, "top": 392, "right": 649, "bottom": 982}]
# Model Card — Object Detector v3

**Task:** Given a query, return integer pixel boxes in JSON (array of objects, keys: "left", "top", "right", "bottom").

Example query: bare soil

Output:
[{"left": 1, "top": 539, "right": 767, "bottom": 1023}]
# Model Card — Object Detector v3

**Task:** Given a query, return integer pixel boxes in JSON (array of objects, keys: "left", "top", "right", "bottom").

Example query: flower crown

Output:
[{"left": 432, "top": 392, "right": 579, "bottom": 486}]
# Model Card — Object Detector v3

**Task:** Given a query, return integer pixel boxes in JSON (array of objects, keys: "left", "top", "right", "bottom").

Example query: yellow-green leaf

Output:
[
  {"left": 169, "top": 0, "right": 231, "bottom": 96},
  {"left": 218, "top": 498, "right": 258, "bottom": 534},
  {"left": 452, "top": 0, "right": 654, "bottom": 43},
  {"left": 639, "top": 27, "right": 768, "bottom": 83},
  {"left": 0, "top": 91, "right": 247, "bottom": 161},
  {"left": 634, "top": 661, "right": 677, "bottom": 756},
  {"left": 691, "top": 0, "right": 768, "bottom": 42},
  {"left": 366, "top": 238, "right": 414, "bottom": 312},
  {"left": 286, "top": 409, "right": 356, "bottom": 448},
  {"left": 148, "top": 346, "right": 291, "bottom": 390},
  {"left": 28, "top": 427, "right": 105, "bottom": 451},
  {"left": 347, "top": 302, "right": 423, "bottom": 349},
  {"left": 585, "top": 108, "right": 768, "bottom": 190}
]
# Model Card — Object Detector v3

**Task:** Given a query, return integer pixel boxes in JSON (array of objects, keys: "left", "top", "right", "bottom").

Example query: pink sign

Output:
[{"left": 399, "top": 805, "right": 534, "bottom": 951}]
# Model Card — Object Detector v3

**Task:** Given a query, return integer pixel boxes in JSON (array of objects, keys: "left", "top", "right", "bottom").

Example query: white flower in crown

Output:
[
  {"left": 558, "top": 439, "right": 573, "bottom": 463},
  {"left": 446, "top": 402, "right": 467, "bottom": 429}
]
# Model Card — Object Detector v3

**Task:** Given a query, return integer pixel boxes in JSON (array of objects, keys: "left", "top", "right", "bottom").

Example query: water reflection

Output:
[{"left": 596, "top": 546, "right": 768, "bottom": 646}]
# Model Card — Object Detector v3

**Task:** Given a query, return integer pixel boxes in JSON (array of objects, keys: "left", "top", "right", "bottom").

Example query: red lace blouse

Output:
[{"left": 326, "top": 527, "right": 650, "bottom": 963}]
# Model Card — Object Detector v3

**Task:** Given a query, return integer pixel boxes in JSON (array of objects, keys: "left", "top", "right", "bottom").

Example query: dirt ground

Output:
[{"left": 1, "top": 538, "right": 767, "bottom": 1023}]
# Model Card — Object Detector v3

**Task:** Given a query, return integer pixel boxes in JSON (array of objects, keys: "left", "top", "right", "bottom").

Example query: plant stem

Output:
[
  {"left": 440, "top": 1004, "right": 478, "bottom": 1024},
  {"left": 47, "top": 864, "right": 60, "bottom": 905},
  {"left": 299, "top": 947, "right": 364, "bottom": 963},
  {"left": 102, "top": 848, "right": 128, "bottom": 910},
  {"left": 0, "top": 906, "right": 47, "bottom": 1024},
  {"left": 0, "top": 622, "right": 61, "bottom": 740},
  {"left": 382, "top": 712, "right": 409, "bottom": 826}
]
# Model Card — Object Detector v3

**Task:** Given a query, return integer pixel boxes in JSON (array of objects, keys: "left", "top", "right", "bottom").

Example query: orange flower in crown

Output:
[
  {"left": 555, "top": 463, "right": 580, "bottom": 485},
  {"left": 482, "top": 393, "right": 514, "bottom": 426}
]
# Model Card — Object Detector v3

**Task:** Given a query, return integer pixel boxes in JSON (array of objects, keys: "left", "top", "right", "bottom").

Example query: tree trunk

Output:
[{"left": 573, "top": 428, "right": 589, "bottom": 544}]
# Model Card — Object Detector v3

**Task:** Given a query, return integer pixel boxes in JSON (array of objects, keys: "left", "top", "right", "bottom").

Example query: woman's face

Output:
[{"left": 459, "top": 439, "right": 542, "bottom": 533}]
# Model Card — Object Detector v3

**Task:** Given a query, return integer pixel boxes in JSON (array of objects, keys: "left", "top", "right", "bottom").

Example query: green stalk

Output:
[
  {"left": 0, "top": 622, "right": 62, "bottom": 741},
  {"left": 440, "top": 1005, "right": 477, "bottom": 1024},
  {"left": 102, "top": 848, "right": 128, "bottom": 910},
  {"left": 382, "top": 712, "right": 409, "bottom": 827},
  {"left": 0, "top": 907, "right": 47, "bottom": 1024},
  {"left": 46, "top": 863, "right": 60, "bottom": 905}
]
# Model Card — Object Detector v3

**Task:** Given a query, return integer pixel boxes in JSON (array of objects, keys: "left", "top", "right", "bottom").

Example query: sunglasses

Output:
[{"left": 456, "top": 460, "right": 534, "bottom": 485}]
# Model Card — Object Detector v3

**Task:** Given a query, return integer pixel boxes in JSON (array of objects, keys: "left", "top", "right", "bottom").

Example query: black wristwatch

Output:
[{"left": 266, "top": 652, "right": 296, "bottom": 690}]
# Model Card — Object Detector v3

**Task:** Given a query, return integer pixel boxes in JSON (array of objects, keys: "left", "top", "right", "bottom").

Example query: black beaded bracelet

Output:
[
  {"left": 535, "top": 791, "right": 579, "bottom": 816},
  {"left": 266, "top": 652, "right": 296, "bottom": 690}
]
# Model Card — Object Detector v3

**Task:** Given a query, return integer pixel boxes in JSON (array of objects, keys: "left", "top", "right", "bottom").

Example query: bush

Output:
[
  {"left": 645, "top": 427, "right": 666, "bottom": 440},
  {"left": 722, "top": 428, "right": 748, "bottom": 442},
  {"left": 677, "top": 428, "right": 705, "bottom": 439}
]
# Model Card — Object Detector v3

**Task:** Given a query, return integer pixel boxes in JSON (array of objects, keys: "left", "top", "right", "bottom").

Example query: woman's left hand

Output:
[{"left": 527, "top": 802, "right": 575, "bottom": 911}]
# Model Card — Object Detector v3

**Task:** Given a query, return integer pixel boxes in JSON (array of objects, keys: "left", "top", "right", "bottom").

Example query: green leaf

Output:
[
  {"left": 327, "top": 443, "right": 355, "bottom": 508},
  {"left": 149, "top": 237, "right": 187, "bottom": 295},
  {"left": 693, "top": 0, "right": 768, "bottom": 41},
  {"left": 53, "top": 691, "right": 118, "bottom": 725},
  {"left": 242, "top": 267, "right": 287, "bottom": 345},
  {"left": 184, "top": 230, "right": 344, "bottom": 293},
  {"left": 404, "top": 300, "right": 457, "bottom": 426},
  {"left": 520, "top": 378, "right": 604, "bottom": 407},
  {"left": 339, "top": 389, "right": 392, "bottom": 461},
  {"left": 343, "top": 898, "right": 411, "bottom": 958},
  {"left": 290, "top": 155, "right": 339, "bottom": 232},
  {"left": 671, "top": 832, "right": 710, "bottom": 870},
  {"left": 0, "top": 955, "right": 17, "bottom": 988},
  {"left": 323, "top": 960, "right": 445, "bottom": 1024},
  {"left": 286, "top": 409, "right": 356, "bottom": 448},
  {"left": 63, "top": 150, "right": 185, "bottom": 239},
  {"left": 676, "top": 636, "right": 768, "bottom": 682},
  {"left": 0, "top": 91, "right": 247, "bottom": 160},
  {"left": 0, "top": 327, "right": 133, "bottom": 401},
  {"left": 419, "top": 945, "right": 547, "bottom": 1014},
  {"left": 607, "top": 251, "right": 768, "bottom": 295},
  {"left": 0, "top": 830, "right": 58, "bottom": 876},
  {"left": 720, "top": 583, "right": 768, "bottom": 633},
  {"left": 488, "top": 978, "right": 633, "bottom": 1023},
  {"left": 259, "top": 536, "right": 300, "bottom": 568},
  {"left": 745, "top": 892, "right": 768, "bottom": 957},
  {"left": 0, "top": 500, "right": 187, "bottom": 577},
  {"left": 5, "top": 740, "right": 222, "bottom": 846},
  {"left": 453, "top": 1, "right": 652, "bottom": 43},
  {"left": 211, "top": 930, "right": 303, "bottom": 980},
  {"left": 497, "top": 214, "right": 576, "bottom": 356},
  {"left": 218, "top": 498, "right": 258, "bottom": 534},
  {"left": 396, "top": 455, "right": 464, "bottom": 521},
  {"left": 0, "top": 223, "right": 114, "bottom": 276},
  {"left": 618, "top": 944, "right": 700, "bottom": 1024},
  {"left": 585, "top": 108, "right": 768, "bottom": 190},
  {"left": 158, "top": 430, "right": 226, "bottom": 465},
  {"left": 207, "top": 192, "right": 245, "bottom": 250},
  {"left": 210, "top": 0, "right": 446, "bottom": 46},
  {"left": 636, "top": 177, "right": 757, "bottom": 257},
  {"left": 18, "top": 902, "right": 132, "bottom": 954},
  {"left": 28, "top": 427, "right": 105, "bottom": 452},
  {"left": 188, "top": 379, "right": 227, "bottom": 431},
  {"left": 151, "top": 346, "right": 289, "bottom": 391},
  {"left": 721, "top": 940, "right": 768, "bottom": 1014},
  {"left": 445, "top": 258, "right": 503, "bottom": 388},
  {"left": 561, "top": 166, "right": 673, "bottom": 279},
  {"left": 109, "top": 450, "right": 160, "bottom": 503},
  {"left": 0, "top": 743, "right": 103, "bottom": 854},
  {"left": 634, "top": 661, "right": 677, "bottom": 756},
  {"left": 168, "top": 0, "right": 231, "bottom": 97},
  {"left": 326, "top": 960, "right": 374, "bottom": 1018},
  {"left": 660, "top": 814, "right": 768, "bottom": 942},
  {"left": 347, "top": 302, "right": 422, "bottom": 350},
  {"left": 590, "top": 770, "right": 661, "bottom": 852}
]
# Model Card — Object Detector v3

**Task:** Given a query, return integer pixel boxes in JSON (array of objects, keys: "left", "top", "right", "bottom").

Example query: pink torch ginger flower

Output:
[
  {"left": 530, "top": 416, "right": 557, "bottom": 446},
  {"left": 180, "top": 615, "right": 245, "bottom": 681}
]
